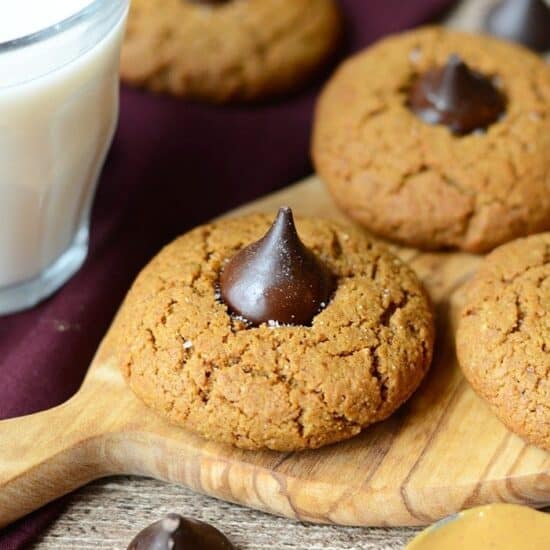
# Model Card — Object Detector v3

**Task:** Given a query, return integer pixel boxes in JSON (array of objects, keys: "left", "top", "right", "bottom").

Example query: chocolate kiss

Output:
[
  {"left": 127, "top": 513, "right": 234, "bottom": 550},
  {"left": 485, "top": 0, "right": 550, "bottom": 52},
  {"left": 220, "top": 207, "right": 335, "bottom": 326},
  {"left": 408, "top": 54, "right": 506, "bottom": 135}
]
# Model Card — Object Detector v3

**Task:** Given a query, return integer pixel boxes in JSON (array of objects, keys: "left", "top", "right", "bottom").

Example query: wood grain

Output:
[
  {"left": 1, "top": 176, "right": 549, "bottom": 532},
  {"left": 36, "top": 477, "right": 420, "bottom": 550}
]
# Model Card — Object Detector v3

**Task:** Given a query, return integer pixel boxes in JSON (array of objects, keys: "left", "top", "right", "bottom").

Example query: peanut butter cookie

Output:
[
  {"left": 312, "top": 27, "right": 550, "bottom": 252},
  {"left": 121, "top": 0, "right": 341, "bottom": 102},
  {"left": 457, "top": 233, "right": 550, "bottom": 450},
  {"left": 115, "top": 214, "right": 434, "bottom": 451}
]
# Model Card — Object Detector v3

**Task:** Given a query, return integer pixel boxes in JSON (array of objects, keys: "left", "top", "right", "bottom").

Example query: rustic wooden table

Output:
[{"left": 34, "top": 1, "right": 510, "bottom": 548}]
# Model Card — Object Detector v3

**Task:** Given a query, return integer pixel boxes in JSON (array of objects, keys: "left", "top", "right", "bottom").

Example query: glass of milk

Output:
[{"left": 0, "top": 0, "right": 129, "bottom": 315}]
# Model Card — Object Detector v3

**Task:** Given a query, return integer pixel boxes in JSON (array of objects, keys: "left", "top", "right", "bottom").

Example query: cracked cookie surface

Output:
[
  {"left": 457, "top": 233, "right": 550, "bottom": 450},
  {"left": 120, "top": 0, "right": 341, "bottom": 102},
  {"left": 312, "top": 27, "right": 550, "bottom": 253},
  {"left": 115, "top": 214, "right": 434, "bottom": 451}
]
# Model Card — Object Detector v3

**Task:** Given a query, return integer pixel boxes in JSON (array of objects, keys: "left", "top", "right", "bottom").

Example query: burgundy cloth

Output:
[{"left": 0, "top": 1, "right": 454, "bottom": 548}]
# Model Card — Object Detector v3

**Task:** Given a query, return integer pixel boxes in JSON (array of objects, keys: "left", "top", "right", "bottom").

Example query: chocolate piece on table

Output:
[
  {"left": 127, "top": 513, "right": 234, "bottom": 550},
  {"left": 220, "top": 207, "right": 335, "bottom": 326},
  {"left": 408, "top": 54, "right": 506, "bottom": 135},
  {"left": 485, "top": 0, "right": 550, "bottom": 52}
]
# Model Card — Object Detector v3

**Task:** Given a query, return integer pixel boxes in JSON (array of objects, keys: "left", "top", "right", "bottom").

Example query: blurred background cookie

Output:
[
  {"left": 121, "top": 0, "right": 342, "bottom": 102},
  {"left": 312, "top": 27, "right": 550, "bottom": 252}
]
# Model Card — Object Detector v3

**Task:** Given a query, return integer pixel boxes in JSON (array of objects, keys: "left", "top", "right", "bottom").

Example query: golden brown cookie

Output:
[
  {"left": 121, "top": 0, "right": 342, "bottom": 102},
  {"left": 312, "top": 27, "right": 550, "bottom": 253},
  {"left": 115, "top": 214, "right": 434, "bottom": 451},
  {"left": 457, "top": 233, "right": 550, "bottom": 450}
]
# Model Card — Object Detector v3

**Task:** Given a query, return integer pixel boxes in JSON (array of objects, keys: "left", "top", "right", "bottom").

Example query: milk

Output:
[{"left": 0, "top": 0, "right": 129, "bottom": 314}]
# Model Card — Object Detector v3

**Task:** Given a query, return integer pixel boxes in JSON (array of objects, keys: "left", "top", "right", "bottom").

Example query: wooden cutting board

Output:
[{"left": 1, "top": 176, "right": 548, "bottom": 529}]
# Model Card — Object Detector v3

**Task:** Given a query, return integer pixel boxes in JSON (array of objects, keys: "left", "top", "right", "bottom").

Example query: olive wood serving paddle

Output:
[{"left": 1, "top": 176, "right": 548, "bottom": 529}]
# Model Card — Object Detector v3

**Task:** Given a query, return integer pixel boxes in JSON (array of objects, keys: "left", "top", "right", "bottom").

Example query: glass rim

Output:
[{"left": 0, "top": 0, "right": 126, "bottom": 52}]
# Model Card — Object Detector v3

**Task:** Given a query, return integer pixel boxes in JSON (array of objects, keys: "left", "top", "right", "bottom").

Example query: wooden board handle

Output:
[
  {"left": 0, "top": 390, "right": 111, "bottom": 528},
  {"left": 0, "top": 351, "right": 142, "bottom": 528}
]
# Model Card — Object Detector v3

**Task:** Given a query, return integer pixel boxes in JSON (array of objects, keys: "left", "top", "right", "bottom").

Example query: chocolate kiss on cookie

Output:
[
  {"left": 220, "top": 207, "right": 335, "bottom": 326},
  {"left": 485, "top": 0, "right": 550, "bottom": 52},
  {"left": 408, "top": 54, "right": 505, "bottom": 135},
  {"left": 127, "top": 513, "right": 234, "bottom": 550}
]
